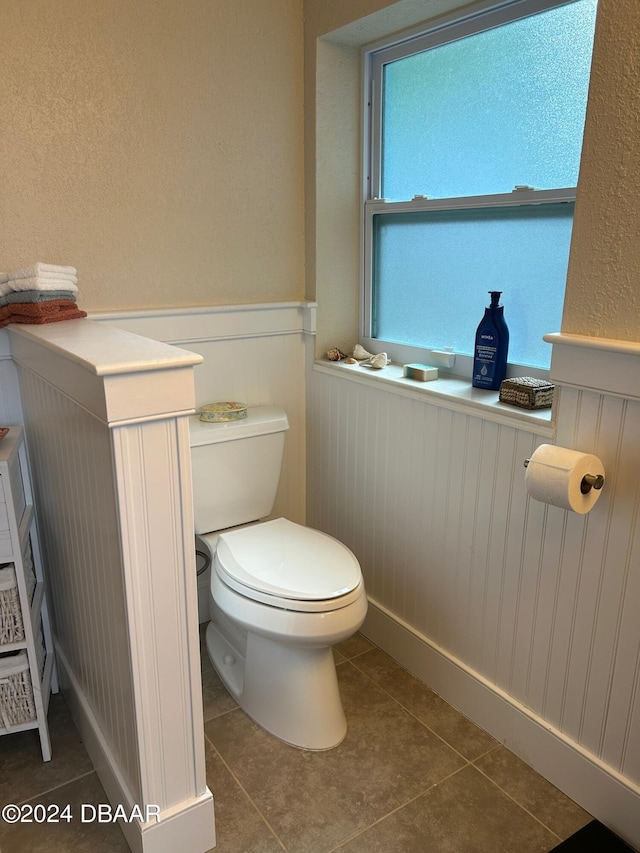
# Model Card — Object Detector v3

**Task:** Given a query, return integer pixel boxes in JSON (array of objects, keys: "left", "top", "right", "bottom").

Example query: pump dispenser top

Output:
[{"left": 472, "top": 291, "right": 509, "bottom": 390}]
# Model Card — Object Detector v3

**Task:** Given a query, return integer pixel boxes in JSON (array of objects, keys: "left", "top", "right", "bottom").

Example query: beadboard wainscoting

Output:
[
  {"left": 307, "top": 335, "right": 640, "bottom": 849},
  {"left": 7, "top": 321, "right": 214, "bottom": 853}
]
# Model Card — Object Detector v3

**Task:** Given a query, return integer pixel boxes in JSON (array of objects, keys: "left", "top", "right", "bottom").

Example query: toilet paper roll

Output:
[{"left": 525, "top": 444, "right": 605, "bottom": 514}]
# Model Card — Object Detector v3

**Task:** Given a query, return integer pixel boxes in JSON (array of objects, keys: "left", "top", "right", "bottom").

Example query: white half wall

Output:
[{"left": 8, "top": 320, "right": 215, "bottom": 853}]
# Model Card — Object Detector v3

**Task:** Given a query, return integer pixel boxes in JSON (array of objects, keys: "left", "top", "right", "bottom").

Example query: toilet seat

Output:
[{"left": 214, "top": 518, "right": 364, "bottom": 614}]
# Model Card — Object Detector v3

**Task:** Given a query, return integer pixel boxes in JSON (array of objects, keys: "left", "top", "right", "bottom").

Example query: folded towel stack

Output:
[{"left": 0, "top": 263, "right": 87, "bottom": 328}]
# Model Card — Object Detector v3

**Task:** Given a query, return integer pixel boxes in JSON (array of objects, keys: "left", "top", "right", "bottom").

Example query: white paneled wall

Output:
[
  {"left": 552, "top": 386, "right": 640, "bottom": 782},
  {"left": 308, "top": 369, "right": 550, "bottom": 687},
  {"left": 308, "top": 339, "right": 640, "bottom": 847}
]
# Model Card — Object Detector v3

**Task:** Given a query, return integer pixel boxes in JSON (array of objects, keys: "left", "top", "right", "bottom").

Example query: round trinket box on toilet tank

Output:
[{"left": 199, "top": 402, "right": 248, "bottom": 423}]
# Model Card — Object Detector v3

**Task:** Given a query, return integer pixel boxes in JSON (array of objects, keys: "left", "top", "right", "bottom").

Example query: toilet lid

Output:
[{"left": 215, "top": 518, "right": 362, "bottom": 601}]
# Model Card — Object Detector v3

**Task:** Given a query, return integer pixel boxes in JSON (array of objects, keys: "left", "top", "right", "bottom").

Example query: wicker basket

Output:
[
  {"left": 0, "top": 651, "right": 36, "bottom": 729},
  {"left": 0, "top": 564, "right": 25, "bottom": 645},
  {"left": 499, "top": 376, "right": 555, "bottom": 410}
]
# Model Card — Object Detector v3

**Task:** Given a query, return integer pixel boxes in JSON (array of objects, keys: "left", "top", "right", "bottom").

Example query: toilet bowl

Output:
[
  {"left": 198, "top": 517, "right": 367, "bottom": 750},
  {"left": 189, "top": 406, "right": 367, "bottom": 749}
]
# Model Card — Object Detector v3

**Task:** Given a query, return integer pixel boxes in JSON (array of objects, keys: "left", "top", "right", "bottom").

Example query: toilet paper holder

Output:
[{"left": 523, "top": 459, "right": 605, "bottom": 494}]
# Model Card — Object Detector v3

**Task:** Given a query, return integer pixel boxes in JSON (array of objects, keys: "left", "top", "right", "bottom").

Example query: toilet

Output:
[{"left": 189, "top": 406, "right": 367, "bottom": 750}]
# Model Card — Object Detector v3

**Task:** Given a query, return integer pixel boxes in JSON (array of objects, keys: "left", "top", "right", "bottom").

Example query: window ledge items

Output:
[
  {"left": 326, "top": 344, "right": 391, "bottom": 369},
  {"left": 315, "top": 358, "right": 553, "bottom": 434},
  {"left": 498, "top": 376, "right": 555, "bottom": 409},
  {"left": 326, "top": 346, "right": 554, "bottom": 408}
]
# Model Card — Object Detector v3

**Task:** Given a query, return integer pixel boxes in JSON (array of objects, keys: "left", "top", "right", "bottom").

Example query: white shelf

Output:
[{"left": 0, "top": 427, "right": 57, "bottom": 760}]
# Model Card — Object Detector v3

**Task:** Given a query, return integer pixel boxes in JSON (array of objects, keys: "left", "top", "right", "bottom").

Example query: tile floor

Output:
[{"left": 0, "top": 632, "right": 593, "bottom": 853}]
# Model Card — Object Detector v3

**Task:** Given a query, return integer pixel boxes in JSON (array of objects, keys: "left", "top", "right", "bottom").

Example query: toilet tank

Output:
[{"left": 189, "top": 406, "right": 289, "bottom": 534}]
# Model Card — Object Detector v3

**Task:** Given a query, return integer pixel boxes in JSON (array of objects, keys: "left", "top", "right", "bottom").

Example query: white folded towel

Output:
[
  {"left": 7, "top": 263, "right": 77, "bottom": 281},
  {"left": 0, "top": 277, "right": 79, "bottom": 297}
]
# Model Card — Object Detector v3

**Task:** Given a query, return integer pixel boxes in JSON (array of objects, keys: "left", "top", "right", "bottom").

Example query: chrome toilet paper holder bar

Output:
[{"left": 523, "top": 459, "right": 605, "bottom": 494}]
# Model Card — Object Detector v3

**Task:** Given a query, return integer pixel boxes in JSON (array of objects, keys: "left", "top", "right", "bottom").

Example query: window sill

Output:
[{"left": 313, "top": 359, "right": 554, "bottom": 436}]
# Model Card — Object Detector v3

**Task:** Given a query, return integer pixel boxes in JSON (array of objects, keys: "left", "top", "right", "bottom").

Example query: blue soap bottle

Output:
[{"left": 472, "top": 291, "right": 509, "bottom": 390}]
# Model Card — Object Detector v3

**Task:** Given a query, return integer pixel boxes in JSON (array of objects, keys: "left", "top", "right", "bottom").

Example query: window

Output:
[{"left": 362, "top": 0, "right": 598, "bottom": 375}]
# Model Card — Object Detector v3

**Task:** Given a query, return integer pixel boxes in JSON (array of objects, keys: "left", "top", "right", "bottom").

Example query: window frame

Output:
[{"left": 360, "top": 0, "right": 589, "bottom": 378}]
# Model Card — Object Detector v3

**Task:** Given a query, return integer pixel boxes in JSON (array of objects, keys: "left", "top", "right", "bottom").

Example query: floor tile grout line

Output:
[
  {"left": 346, "top": 656, "right": 486, "bottom": 765},
  {"left": 472, "top": 763, "right": 564, "bottom": 845},
  {"left": 346, "top": 650, "right": 572, "bottom": 845},
  {"left": 348, "top": 655, "right": 563, "bottom": 845},
  {"left": 203, "top": 725, "right": 289, "bottom": 852},
  {"left": 336, "top": 647, "right": 375, "bottom": 663},
  {"left": 203, "top": 702, "right": 241, "bottom": 724},
  {"left": 324, "top": 764, "right": 471, "bottom": 853},
  {"left": 470, "top": 742, "right": 501, "bottom": 762},
  {"left": 15, "top": 768, "right": 97, "bottom": 806}
]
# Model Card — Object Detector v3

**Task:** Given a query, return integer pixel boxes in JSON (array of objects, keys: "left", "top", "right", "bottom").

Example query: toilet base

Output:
[{"left": 205, "top": 619, "right": 348, "bottom": 750}]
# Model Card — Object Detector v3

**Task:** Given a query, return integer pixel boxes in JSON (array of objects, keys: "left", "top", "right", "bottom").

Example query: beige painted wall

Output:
[
  {"left": 562, "top": 0, "right": 640, "bottom": 338},
  {"left": 304, "top": 0, "right": 640, "bottom": 354},
  {"left": 1, "top": 0, "right": 304, "bottom": 312},
  {"left": 4, "top": 1, "right": 637, "bottom": 335}
]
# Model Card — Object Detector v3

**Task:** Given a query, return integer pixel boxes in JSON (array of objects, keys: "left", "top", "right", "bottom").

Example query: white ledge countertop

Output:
[
  {"left": 7, "top": 318, "right": 203, "bottom": 375},
  {"left": 7, "top": 319, "right": 204, "bottom": 426},
  {"left": 314, "top": 358, "right": 554, "bottom": 435}
]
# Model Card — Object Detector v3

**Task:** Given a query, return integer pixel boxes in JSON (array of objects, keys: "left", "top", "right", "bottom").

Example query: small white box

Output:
[{"left": 403, "top": 363, "right": 438, "bottom": 382}]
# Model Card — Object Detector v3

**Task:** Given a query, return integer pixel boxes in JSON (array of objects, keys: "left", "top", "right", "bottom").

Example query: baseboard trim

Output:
[
  {"left": 361, "top": 598, "right": 640, "bottom": 851},
  {"left": 55, "top": 642, "right": 215, "bottom": 853}
]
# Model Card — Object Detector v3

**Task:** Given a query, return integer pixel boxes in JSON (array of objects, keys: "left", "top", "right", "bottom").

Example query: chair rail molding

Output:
[{"left": 544, "top": 332, "right": 640, "bottom": 400}]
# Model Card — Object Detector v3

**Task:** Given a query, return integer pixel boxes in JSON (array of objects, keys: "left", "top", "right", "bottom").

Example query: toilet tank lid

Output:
[{"left": 189, "top": 406, "right": 289, "bottom": 446}]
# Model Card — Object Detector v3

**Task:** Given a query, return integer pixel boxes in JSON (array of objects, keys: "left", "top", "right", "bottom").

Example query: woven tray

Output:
[{"left": 499, "top": 377, "right": 555, "bottom": 410}]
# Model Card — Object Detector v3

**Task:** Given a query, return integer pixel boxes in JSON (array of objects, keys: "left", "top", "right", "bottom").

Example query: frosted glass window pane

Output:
[
  {"left": 372, "top": 204, "right": 574, "bottom": 369},
  {"left": 381, "top": 1, "right": 597, "bottom": 200}
]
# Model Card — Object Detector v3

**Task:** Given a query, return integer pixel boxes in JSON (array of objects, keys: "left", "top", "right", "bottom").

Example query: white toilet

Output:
[{"left": 189, "top": 406, "right": 367, "bottom": 750}]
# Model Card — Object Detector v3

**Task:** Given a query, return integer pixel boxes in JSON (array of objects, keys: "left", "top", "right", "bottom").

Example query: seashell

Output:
[
  {"left": 359, "top": 352, "right": 391, "bottom": 369},
  {"left": 344, "top": 357, "right": 357, "bottom": 364},
  {"left": 326, "top": 347, "right": 346, "bottom": 361},
  {"left": 353, "top": 344, "right": 374, "bottom": 360},
  {"left": 369, "top": 352, "right": 390, "bottom": 369}
]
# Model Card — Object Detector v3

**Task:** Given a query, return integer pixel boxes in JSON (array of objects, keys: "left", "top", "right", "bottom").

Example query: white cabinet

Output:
[{"left": 0, "top": 426, "right": 57, "bottom": 761}]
